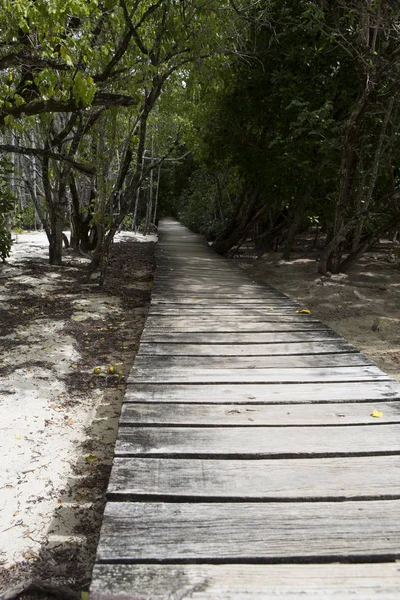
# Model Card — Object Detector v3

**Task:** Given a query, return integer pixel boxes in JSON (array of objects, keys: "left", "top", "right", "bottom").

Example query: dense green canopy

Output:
[{"left": 1, "top": 0, "right": 400, "bottom": 275}]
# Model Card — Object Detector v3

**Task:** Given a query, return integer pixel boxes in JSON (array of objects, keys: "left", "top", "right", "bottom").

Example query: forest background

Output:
[{"left": 2, "top": 0, "right": 400, "bottom": 276}]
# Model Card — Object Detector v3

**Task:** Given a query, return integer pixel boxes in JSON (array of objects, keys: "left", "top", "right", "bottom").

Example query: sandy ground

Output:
[
  {"left": 239, "top": 243, "right": 400, "bottom": 382},
  {"left": 0, "top": 231, "right": 155, "bottom": 598}
]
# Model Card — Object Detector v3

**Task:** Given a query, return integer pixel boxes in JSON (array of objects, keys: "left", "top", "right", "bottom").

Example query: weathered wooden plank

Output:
[
  {"left": 152, "top": 292, "right": 287, "bottom": 300},
  {"left": 115, "top": 424, "right": 400, "bottom": 457},
  {"left": 151, "top": 297, "right": 295, "bottom": 305},
  {"left": 154, "top": 273, "right": 260, "bottom": 280},
  {"left": 125, "top": 381, "right": 400, "bottom": 403},
  {"left": 152, "top": 282, "right": 275, "bottom": 290},
  {"left": 152, "top": 289, "right": 289, "bottom": 297},
  {"left": 90, "top": 563, "right": 400, "bottom": 600},
  {"left": 133, "top": 353, "right": 370, "bottom": 371},
  {"left": 148, "top": 307, "right": 303, "bottom": 315},
  {"left": 140, "top": 330, "right": 344, "bottom": 343},
  {"left": 131, "top": 356, "right": 373, "bottom": 376},
  {"left": 120, "top": 401, "right": 400, "bottom": 426},
  {"left": 107, "top": 455, "right": 400, "bottom": 499},
  {"left": 128, "top": 365, "right": 388, "bottom": 384},
  {"left": 144, "top": 322, "right": 329, "bottom": 333},
  {"left": 146, "top": 313, "right": 318, "bottom": 322},
  {"left": 96, "top": 500, "right": 400, "bottom": 561},
  {"left": 137, "top": 341, "right": 358, "bottom": 356}
]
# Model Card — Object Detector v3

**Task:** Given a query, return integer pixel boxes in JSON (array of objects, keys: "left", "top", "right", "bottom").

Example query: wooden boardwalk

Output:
[{"left": 90, "top": 218, "right": 400, "bottom": 598}]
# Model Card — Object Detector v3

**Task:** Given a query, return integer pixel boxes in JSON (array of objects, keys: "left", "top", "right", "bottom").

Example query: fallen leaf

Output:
[
  {"left": 85, "top": 455, "right": 97, "bottom": 463},
  {"left": 371, "top": 409, "right": 383, "bottom": 418},
  {"left": 296, "top": 309, "right": 311, "bottom": 314},
  {"left": 14, "top": 433, "right": 21, "bottom": 440},
  {"left": 93, "top": 367, "right": 102, "bottom": 375}
]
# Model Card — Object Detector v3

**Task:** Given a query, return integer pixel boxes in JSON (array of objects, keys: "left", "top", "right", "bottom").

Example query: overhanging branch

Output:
[
  {"left": 0, "top": 144, "right": 95, "bottom": 176},
  {"left": 0, "top": 92, "right": 138, "bottom": 126}
]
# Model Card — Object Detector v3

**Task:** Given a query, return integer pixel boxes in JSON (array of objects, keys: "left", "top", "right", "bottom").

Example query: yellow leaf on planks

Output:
[
  {"left": 296, "top": 309, "right": 311, "bottom": 314},
  {"left": 371, "top": 410, "right": 383, "bottom": 418}
]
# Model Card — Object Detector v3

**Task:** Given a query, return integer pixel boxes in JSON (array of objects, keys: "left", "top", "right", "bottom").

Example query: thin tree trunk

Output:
[{"left": 282, "top": 193, "right": 309, "bottom": 260}]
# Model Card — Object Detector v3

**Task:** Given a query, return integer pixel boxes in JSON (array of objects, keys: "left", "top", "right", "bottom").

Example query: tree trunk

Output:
[
  {"left": 48, "top": 214, "right": 64, "bottom": 265},
  {"left": 213, "top": 189, "right": 260, "bottom": 254},
  {"left": 317, "top": 217, "right": 359, "bottom": 275},
  {"left": 282, "top": 193, "right": 309, "bottom": 260},
  {"left": 319, "top": 80, "right": 374, "bottom": 274}
]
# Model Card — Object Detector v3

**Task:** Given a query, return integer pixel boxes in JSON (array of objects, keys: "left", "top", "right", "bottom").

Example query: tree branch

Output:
[
  {"left": 94, "top": 28, "right": 133, "bottom": 83},
  {"left": 120, "top": 0, "right": 150, "bottom": 55},
  {"left": 0, "top": 51, "right": 70, "bottom": 71},
  {"left": 0, "top": 144, "right": 95, "bottom": 176},
  {"left": 0, "top": 92, "right": 138, "bottom": 126}
]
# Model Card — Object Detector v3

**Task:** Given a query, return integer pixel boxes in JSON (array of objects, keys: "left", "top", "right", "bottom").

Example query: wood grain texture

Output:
[
  {"left": 137, "top": 341, "right": 358, "bottom": 356},
  {"left": 151, "top": 297, "right": 293, "bottom": 305},
  {"left": 115, "top": 424, "right": 400, "bottom": 457},
  {"left": 128, "top": 365, "right": 388, "bottom": 384},
  {"left": 143, "top": 321, "right": 328, "bottom": 332},
  {"left": 146, "top": 314, "right": 320, "bottom": 322},
  {"left": 140, "top": 330, "right": 346, "bottom": 344},
  {"left": 90, "top": 563, "right": 400, "bottom": 600},
  {"left": 107, "top": 455, "right": 400, "bottom": 500},
  {"left": 132, "top": 353, "right": 372, "bottom": 372},
  {"left": 119, "top": 401, "right": 400, "bottom": 426},
  {"left": 96, "top": 500, "right": 400, "bottom": 561},
  {"left": 152, "top": 284, "right": 282, "bottom": 294},
  {"left": 148, "top": 307, "right": 304, "bottom": 315},
  {"left": 125, "top": 381, "right": 400, "bottom": 403}
]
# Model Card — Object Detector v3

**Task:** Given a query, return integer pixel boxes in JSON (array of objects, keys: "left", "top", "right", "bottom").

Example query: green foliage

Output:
[
  {"left": 171, "top": 0, "right": 400, "bottom": 266},
  {"left": 14, "top": 203, "right": 37, "bottom": 230},
  {"left": 177, "top": 169, "right": 218, "bottom": 236}
]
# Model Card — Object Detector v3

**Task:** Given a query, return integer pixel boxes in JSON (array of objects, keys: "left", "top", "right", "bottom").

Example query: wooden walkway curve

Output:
[{"left": 90, "top": 218, "right": 400, "bottom": 599}]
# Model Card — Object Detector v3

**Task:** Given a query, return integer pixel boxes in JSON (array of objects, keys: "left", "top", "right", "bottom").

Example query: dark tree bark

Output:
[
  {"left": 281, "top": 193, "right": 309, "bottom": 260},
  {"left": 212, "top": 189, "right": 260, "bottom": 254}
]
